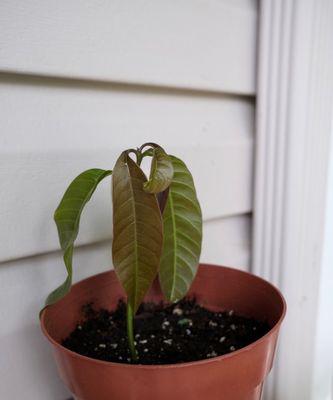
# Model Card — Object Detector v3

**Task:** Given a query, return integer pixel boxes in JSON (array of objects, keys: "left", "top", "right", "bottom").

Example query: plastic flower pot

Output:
[{"left": 41, "top": 264, "right": 286, "bottom": 400}]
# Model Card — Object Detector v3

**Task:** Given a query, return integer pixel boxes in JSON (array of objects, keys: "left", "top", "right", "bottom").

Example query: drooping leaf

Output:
[
  {"left": 45, "top": 168, "right": 112, "bottom": 307},
  {"left": 143, "top": 146, "right": 173, "bottom": 194},
  {"left": 159, "top": 156, "right": 202, "bottom": 302},
  {"left": 112, "top": 152, "right": 163, "bottom": 313}
]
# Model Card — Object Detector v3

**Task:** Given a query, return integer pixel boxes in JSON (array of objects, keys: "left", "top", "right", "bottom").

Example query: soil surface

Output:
[{"left": 63, "top": 299, "right": 269, "bottom": 365}]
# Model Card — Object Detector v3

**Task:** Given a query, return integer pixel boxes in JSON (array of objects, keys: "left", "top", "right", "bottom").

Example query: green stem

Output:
[
  {"left": 135, "top": 149, "right": 153, "bottom": 166},
  {"left": 126, "top": 302, "right": 138, "bottom": 362},
  {"left": 136, "top": 150, "right": 143, "bottom": 166}
]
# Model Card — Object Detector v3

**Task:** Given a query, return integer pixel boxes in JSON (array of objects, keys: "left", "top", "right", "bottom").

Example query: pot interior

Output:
[{"left": 42, "top": 264, "right": 285, "bottom": 345}]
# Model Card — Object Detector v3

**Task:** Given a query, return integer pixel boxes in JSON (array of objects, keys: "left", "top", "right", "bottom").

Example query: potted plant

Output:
[{"left": 40, "top": 143, "right": 286, "bottom": 400}]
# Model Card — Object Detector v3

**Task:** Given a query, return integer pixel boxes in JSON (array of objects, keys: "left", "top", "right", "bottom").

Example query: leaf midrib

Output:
[
  {"left": 168, "top": 189, "right": 178, "bottom": 301},
  {"left": 126, "top": 162, "right": 139, "bottom": 310}
]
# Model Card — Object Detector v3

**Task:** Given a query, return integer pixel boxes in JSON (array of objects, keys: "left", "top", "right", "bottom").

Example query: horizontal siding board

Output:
[
  {"left": 0, "top": 3, "right": 255, "bottom": 399},
  {"left": 0, "top": 79, "right": 254, "bottom": 261},
  {"left": 0, "top": 216, "right": 250, "bottom": 398},
  {"left": 202, "top": 215, "right": 251, "bottom": 270},
  {"left": 0, "top": 0, "right": 257, "bottom": 94}
]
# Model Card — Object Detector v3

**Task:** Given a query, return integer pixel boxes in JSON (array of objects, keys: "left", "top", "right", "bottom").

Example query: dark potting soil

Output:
[{"left": 63, "top": 299, "right": 269, "bottom": 365}]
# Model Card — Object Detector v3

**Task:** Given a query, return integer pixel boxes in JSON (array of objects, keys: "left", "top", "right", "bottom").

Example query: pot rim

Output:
[{"left": 41, "top": 264, "right": 286, "bottom": 370}]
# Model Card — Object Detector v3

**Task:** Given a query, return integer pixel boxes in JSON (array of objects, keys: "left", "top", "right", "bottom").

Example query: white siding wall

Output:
[{"left": 0, "top": 1, "right": 258, "bottom": 398}]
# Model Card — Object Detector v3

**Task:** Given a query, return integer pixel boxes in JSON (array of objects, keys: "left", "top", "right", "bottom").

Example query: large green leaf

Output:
[
  {"left": 143, "top": 146, "right": 173, "bottom": 194},
  {"left": 159, "top": 156, "right": 202, "bottom": 302},
  {"left": 112, "top": 152, "right": 163, "bottom": 313},
  {"left": 45, "top": 168, "right": 112, "bottom": 307}
]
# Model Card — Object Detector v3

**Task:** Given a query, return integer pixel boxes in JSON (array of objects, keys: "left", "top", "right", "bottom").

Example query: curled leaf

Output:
[
  {"left": 44, "top": 168, "right": 111, "bottom": 308},
  {"left": 159, "top": 156, "right": 202, "bottom": 302},
  {"left": 143, "top": 146, "right": 173, "bottom": 194}
]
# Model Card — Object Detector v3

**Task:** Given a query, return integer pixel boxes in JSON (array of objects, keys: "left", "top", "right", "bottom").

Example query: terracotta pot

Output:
[{"left": 41, "top": 264, "right": 286, "bottom": 400}]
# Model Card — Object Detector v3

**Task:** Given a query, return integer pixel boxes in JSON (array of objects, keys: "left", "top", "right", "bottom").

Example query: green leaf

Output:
[
  {"left": 159, "top": 156, "right": 202, "bottom": 302},
  {"left": 143, "top": 146, "right": 173, "bottom": 194},
  {"left": 45, "top": 168, "right": 112, "bottom": 307},
  {"left": 112, "top": 152, "right": 163, "bottom": 313}
]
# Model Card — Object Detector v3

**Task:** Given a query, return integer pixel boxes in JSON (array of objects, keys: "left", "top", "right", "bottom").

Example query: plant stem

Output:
[
  {"left": 126, "top": 302, "right": 138, "bottom": 362},
  {"left": 136, "top": 150, "right": 143, "bottom": 166}
]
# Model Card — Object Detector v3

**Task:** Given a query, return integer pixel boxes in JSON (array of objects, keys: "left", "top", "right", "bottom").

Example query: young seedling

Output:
[{"left": 44, "top": 143, "right": 202, "bottom": 362}]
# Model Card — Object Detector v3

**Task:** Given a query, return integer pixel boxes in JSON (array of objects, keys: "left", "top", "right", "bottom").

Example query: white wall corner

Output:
[
  {"left": 253, "top": 0, "right": 333, "bottom": 399},
  {"left": 311, "top": 114, "right": 333, "bottom": 400}
]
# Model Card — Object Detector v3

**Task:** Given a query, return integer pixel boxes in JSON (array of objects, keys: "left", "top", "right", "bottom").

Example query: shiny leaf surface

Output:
[
  {"left": 112, "top": 152, "right": 163, "bottom": 313},
  {"left": 45, "top": 168, "right": 111, "bottom": 307},
  {"left": 159, "top": 156, "right": 202, "bottom": 302}
]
